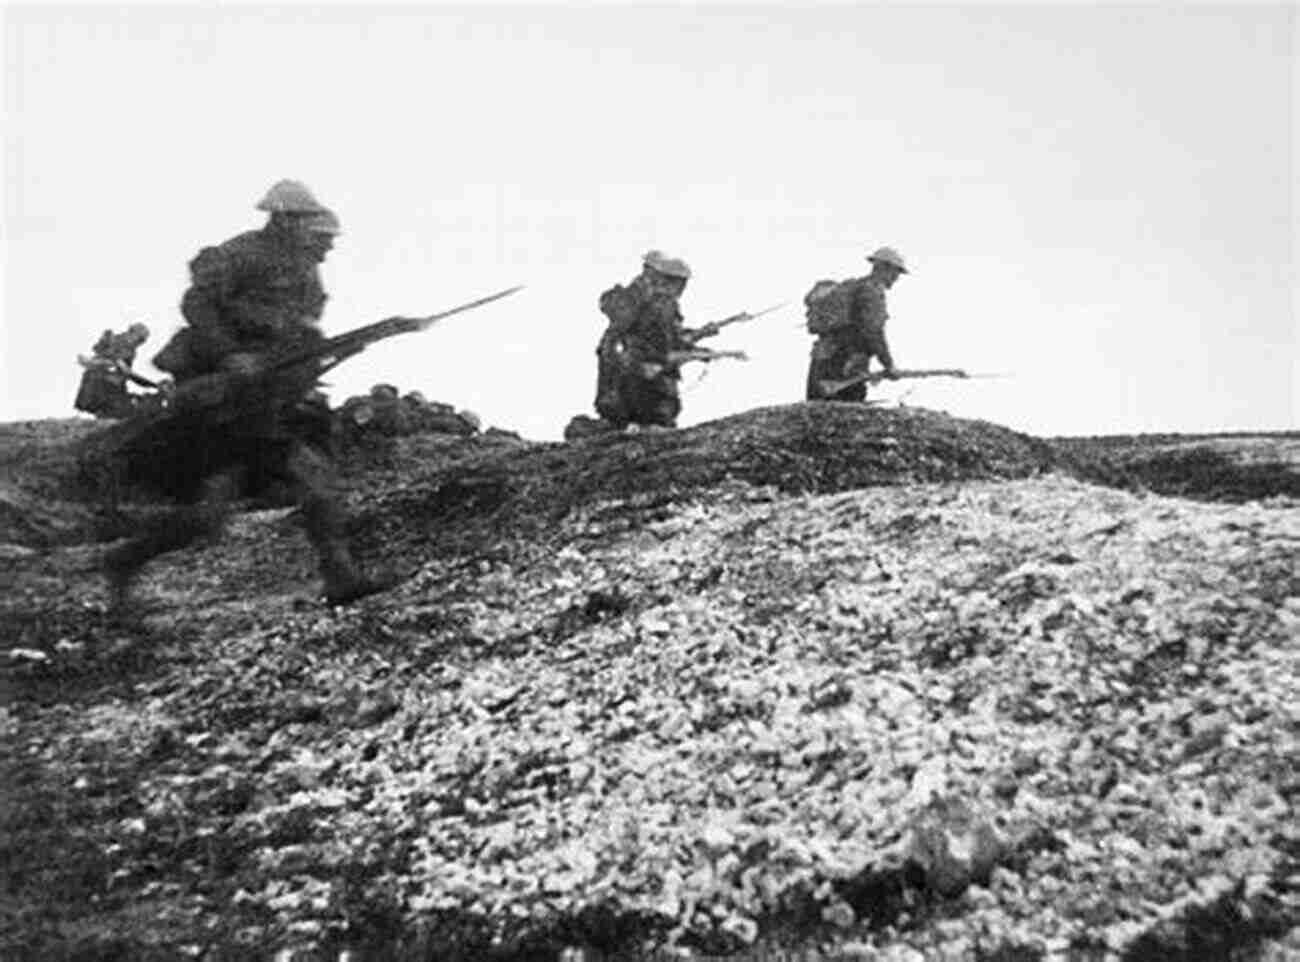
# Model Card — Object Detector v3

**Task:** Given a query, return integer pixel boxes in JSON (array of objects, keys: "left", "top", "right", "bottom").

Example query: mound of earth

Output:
[
  {"left": 0, "top": 419, "right": 116, "bottom": 549},
  {"left": 0, "top": 404, "right": 1080, "bottom": 554},
  {"left": 6, "top": 406, "right": 1295, "bottom": 555},
  {"left": 1051, "top": 432, "right": 1300, "bottom": 504},
  {"left": 3, "top": 457, "right": 1296, "bottom": 961},
  {"left": 0, "top": 414, "right": 518, "bottom": 550},
  {"left": 350, "top": 404, "right": 1106, "bottom": 563}
]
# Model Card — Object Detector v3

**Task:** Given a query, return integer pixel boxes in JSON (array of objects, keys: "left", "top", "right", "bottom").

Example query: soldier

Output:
[
  {"left": 805, "top": 246, "right": 907, "bottom": 402},
  {"left": 594, "top": 250, "right": 703, "bottom": 430},
  {"left": 75, "top": 322, "right": 151, "bottom": 419},
  {"left": 367, "top": 383, "right": 408, "bottom": 436},
  {"left": 103, "top": 181, "right": 389, "bottom": 615},
  {"left": 94, "top": 322, "right": 151, "bottom": 368}
]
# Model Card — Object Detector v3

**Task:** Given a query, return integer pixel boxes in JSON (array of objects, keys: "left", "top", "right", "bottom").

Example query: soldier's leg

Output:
[
  {"left": 837, "top": 349, "right": 872, "bottom": 403},
  {"left": 834, "top": 381, "right": 868, "bottom": 403},
  {"left": 647, "top": 377, "right": 681, "bottom": 428},
  {"left": 595, "top": 353, "right": 630, "bottom": 428},
  {"left": 596, "top": 393, "right": 629, "bottom": 429},
  {"left": 807, "top": 345, "right": 866, "bottom": 403},
  {"left": 283, "top": 442, "right": 388, "bottom": 605},
  {"left": 806, "top": 342, "right": 844, "bottom": 401},
  {"left": 805, "top": 361, "right": 826, "bottom": 401},
  {"left": 102, "top": 468, "right": 240, "bottom": 612},
  {"left": 595, "top": 384, "right": 628, "bottom": 428},
  {"left": 619, "top": 371, "right": 663, "bottom": 428}
]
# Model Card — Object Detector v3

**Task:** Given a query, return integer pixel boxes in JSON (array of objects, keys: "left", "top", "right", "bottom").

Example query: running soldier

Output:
[{"left": 104, "top": 181, "right": 389, "bottom": 614}]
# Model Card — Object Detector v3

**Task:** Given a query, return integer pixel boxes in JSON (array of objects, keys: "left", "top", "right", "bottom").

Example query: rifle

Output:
[
  {"left": 312, "top": 284, "right": 525, "bottom": 376},
  {"left": 663, "top": 348, "right": 749, "bottom": 369},
  {"left": 685, "top": 302, "right": 788, "bottom": 345},
  {"left": 77, "top": 354, "right": 161, "bottom": 391},
  {"left": 818, "top": 367, "right": 998, "bottom": 398},
  {"left": 171, "top": 284, "right": 524, "bottom": 413}
]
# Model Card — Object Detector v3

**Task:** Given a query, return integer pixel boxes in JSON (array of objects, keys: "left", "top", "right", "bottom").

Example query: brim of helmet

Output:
[{"left": 867, "top": 257, "right": 908, "bottom": 273}]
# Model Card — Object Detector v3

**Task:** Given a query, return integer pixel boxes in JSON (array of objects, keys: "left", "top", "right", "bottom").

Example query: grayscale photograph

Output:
[{"left": 2, "top": 3, "right": 1296, "bottom": 960}]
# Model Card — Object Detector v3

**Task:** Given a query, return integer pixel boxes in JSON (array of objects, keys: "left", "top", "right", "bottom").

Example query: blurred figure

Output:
[
  {"left": 74, "top": 322, "right": 152, "bottom": 419},
  {"left": 104, "top": 181, "right": 390, "bottom": 615}
]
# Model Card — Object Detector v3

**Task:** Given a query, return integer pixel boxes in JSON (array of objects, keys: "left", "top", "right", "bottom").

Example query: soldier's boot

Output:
[
  {"left": 102, "top": 507, "right": 220, "bottom": 615},
  {"left": 101, "top": 470, "right": 237, "bottom": 616},
  {"left": 103, "top": 548, "right": 140, "bottom": 617},
  {"left": 317, "top": 539, "right": 396, "bottom": 606},
  {"left": 287, "top": 442, "right": 397, "bottom": 606},
  {"left": 297, "top": 482, "right": 393, "bottom": 606}
]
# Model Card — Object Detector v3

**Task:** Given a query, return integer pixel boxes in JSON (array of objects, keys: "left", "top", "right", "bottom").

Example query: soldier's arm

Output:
[
  {"left": 672, "top": 318, "right": 700, "bottom": 353},
  {"left": 678, "top": 322, "right": 712, "bottom": 347},
  {"left": 180, "top": 246, "right": 246, "bottom": 368},
  {"left": 299, "top": 270, "right": 329, "bottom": 326},
  {"left": 855, "top": 282, "right": 896, "bottom": 373}
]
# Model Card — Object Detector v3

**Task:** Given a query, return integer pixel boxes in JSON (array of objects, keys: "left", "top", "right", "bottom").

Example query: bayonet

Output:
[{"left": 688, "top": 301, "right": 789, "bottom": 343}]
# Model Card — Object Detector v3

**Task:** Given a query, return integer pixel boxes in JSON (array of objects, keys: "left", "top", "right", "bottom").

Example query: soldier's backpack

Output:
[{"left": 804, "top": 279, "right": 857, "bottom": 335}]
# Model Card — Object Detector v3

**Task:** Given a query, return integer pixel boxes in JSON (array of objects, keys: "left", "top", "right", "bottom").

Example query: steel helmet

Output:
[
  {"left": 643, "top": 249, "right": 692, "bottom": 279},
  {"left": 867, "top": 246, "right": 909, "bottom": 273},
  {"left": 256, "top": 179, "right": 329, "bottom": 214},
  {"left": 303, "top": 209, "right": 342, "bottom": 235}
]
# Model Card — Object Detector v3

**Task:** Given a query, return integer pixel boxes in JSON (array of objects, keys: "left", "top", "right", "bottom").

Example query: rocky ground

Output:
[{"left": 1, "top": 405, "right": 1297, "bottom": 961}]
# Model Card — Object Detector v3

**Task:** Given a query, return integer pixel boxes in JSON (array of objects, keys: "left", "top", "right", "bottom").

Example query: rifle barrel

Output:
[
  {"left": 817, "top": 367, "right": 979, "bottom": 397},
  {"left": 303, "top": 284, "right": 526, "bottom": 377}
]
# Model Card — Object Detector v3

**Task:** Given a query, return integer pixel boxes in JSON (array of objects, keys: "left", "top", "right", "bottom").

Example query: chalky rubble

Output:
[{"left": 3, "top": 409, "right": 1297, "bottom": 960}]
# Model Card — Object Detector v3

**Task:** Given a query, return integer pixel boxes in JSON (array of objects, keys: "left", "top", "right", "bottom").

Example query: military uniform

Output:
[
  {"left": 105, "top": 186, "right": 382, "bottom": 611},
  {"left": 594, "top": 254, "right": 696, "bottom": 429},
  {"left": 805, "top": 276, "right": 896, "bottom": 402},
  {"left": 177, "top": 226, "right": 329, "bottom": 378},
  {"left": 805, "top": 246, "right": 907, "bottom": 402}
]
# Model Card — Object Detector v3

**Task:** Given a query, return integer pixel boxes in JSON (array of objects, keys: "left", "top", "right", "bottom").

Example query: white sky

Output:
[{"left": 3, "top": 2, "right": 1296, "bottom": 439}]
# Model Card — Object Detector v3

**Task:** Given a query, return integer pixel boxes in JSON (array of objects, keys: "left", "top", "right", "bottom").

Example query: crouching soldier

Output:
[
  {"left": 594, "top": 250, "right": 701, "bottom": 430},
  {"left": 805, "top": 246, "right": 907, "bottom": 402},
  {"left": 104, "top": 180, "right": 391, "bottom": 615}
]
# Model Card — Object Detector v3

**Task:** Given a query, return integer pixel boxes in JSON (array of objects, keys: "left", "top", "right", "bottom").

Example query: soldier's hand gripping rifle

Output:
[
  {"left": 636, "top": 348, "right": 749, "bottom": 379},
  {"left": 818, "top": 367, "right": 1001, "bottom": 398},
  {"left": 684, "top": 302, "right": 788, "bottom": 346},
  {"left": 171, "top": 285, "right": 524, "bottom": 413}
]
